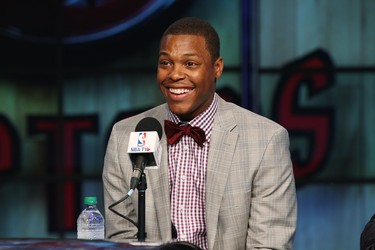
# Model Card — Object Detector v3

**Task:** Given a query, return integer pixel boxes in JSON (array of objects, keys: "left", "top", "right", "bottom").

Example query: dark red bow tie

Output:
[{"left": 164, "top": 120, "right": 206, "bottom": 147}]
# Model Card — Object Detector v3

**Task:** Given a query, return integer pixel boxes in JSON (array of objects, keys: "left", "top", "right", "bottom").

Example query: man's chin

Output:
[{"left": 168, "top": 107, "right": 194, "bottom": 121}]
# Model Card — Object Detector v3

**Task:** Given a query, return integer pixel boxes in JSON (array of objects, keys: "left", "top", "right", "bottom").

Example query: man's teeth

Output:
[{"left": 169, "top": 88, "right": 191, "bottom": 94}]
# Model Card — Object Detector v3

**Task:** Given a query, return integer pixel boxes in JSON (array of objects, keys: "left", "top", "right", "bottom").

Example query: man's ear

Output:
[{"left": 214, "top": 57, "right": 224, "bottom": 79}]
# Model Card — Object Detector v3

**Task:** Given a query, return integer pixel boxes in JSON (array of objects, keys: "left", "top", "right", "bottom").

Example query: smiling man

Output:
[
  {"left": 157, "top": 31, "right": 222, "bottom": 121},
  {"left": 103, "top": 17, "right": 297, "bottom": 250}
]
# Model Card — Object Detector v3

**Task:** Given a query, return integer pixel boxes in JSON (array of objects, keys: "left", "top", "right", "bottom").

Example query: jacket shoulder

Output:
[{"left": 217, "top": 97, "right": 286, "bottom": 133}]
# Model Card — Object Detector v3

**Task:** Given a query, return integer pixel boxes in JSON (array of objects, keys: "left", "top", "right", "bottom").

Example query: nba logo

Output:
[{"left": 137, "top": 132, "right": 146, "bottom": 147}]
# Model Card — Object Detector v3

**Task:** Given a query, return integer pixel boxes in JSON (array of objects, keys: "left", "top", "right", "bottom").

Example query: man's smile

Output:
[{"left": 169, "top": 88, "right": 193, "bottom": 95}]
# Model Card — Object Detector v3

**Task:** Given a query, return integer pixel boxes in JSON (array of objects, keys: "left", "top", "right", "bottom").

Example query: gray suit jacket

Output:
[{"left": 103, "top": 95, "right": 297, "bottom": 250}]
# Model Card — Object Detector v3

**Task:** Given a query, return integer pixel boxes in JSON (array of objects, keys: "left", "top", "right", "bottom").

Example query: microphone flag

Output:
[{"left": 127, "top": 131, "right": 161, "bottom": 168}]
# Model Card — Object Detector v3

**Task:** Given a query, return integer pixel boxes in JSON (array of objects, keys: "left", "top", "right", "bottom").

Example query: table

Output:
[{"left": 0, "top": 238, "right": 161, "bottom": 249}]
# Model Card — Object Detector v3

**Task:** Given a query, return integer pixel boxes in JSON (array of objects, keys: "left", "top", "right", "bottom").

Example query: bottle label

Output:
[{"left": 77, "top": 228, "right": 104, "bottom": 240}]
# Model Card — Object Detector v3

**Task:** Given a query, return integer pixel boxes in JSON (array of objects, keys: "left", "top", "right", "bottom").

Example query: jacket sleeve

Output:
[
  {"left": 247, "top": 127, "right": 297, "bottom": 249},
  {"left": 102, "top": 122, "right": 138, "bottom": 240}
]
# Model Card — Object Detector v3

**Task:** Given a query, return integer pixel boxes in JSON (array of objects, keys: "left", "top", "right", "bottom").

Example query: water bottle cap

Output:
[{"left": 84, "top": 197, "right": 97, "bottom": 205}]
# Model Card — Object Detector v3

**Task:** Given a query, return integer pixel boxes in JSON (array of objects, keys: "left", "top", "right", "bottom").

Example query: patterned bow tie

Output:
[{"left": 164, "top": 120, "right": 206, "bottom": 147}]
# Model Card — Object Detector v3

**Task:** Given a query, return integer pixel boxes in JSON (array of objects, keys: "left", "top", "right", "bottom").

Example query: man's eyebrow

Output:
[
  {"left": 158, "top": 51, "right": 201, "bottom": 58},
  {"left": 182, "top": 53, "right": 201, "bottom": 58}
]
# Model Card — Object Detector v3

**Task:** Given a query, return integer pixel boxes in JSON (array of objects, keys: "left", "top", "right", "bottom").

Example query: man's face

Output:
[{"left": 157, "top": 34, "right": 223, "bottom": 121}]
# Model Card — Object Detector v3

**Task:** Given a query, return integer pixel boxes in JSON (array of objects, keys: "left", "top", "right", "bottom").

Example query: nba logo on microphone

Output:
[
  {"left": 137, "top": 132, "right": 147, "bottom": 147},
  {"left": 128, "top": 131, "right": 162, "bottom": 168}
]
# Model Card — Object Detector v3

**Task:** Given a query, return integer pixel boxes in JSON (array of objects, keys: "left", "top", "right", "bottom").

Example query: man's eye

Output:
[
  {"left": 186, "top": 62, "right": 197, "bottom": 67},
  {"left": 159, "top": 61, "right": 170, "bottom": 66}
]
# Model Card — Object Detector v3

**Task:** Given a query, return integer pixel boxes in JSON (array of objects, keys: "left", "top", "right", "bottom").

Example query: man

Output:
[{"left": 103, "top": 17, "right": 297, "bottom": 250}]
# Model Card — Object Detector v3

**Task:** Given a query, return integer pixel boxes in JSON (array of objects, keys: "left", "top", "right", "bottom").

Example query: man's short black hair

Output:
[{"left": 162, "top": 17, "right": 221, "bottom": 63}]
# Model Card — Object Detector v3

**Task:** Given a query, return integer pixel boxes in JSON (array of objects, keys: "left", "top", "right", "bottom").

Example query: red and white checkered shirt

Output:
[{"left": 167, "top": 94, "right": 218, "bottom": 250}]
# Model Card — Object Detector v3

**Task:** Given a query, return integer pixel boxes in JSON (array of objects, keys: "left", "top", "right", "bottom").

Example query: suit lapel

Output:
[
  {"left": 206, "top": 98, "right": 238, "bottom": 248},
  {"left": 143, "top": 106, "right": 172, "bottom": 240}
]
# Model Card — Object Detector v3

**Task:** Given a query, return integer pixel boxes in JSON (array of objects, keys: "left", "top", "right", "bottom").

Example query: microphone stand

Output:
[{"left": 137, "top": 172, "right": 147, "bottom": 242}]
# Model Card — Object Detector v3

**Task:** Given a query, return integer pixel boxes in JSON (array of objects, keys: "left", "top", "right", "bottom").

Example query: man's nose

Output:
[{"left": 169, "top": 64, "right": 185, "bottom": 81}]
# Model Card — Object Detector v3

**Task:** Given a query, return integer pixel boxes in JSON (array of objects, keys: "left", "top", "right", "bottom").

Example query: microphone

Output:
[{"left": 127, "top": 117, "right": 163, "bottom": 191}]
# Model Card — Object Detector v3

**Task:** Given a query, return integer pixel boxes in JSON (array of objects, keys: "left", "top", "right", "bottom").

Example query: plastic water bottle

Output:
[{"left": 77, "top": 196, "right": 105, "bottom": 240}]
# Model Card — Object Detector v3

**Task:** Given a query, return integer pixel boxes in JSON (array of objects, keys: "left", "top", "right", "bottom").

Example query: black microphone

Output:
[{"left": 128, "top": 117, "right": 163, "bottom": 191}]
